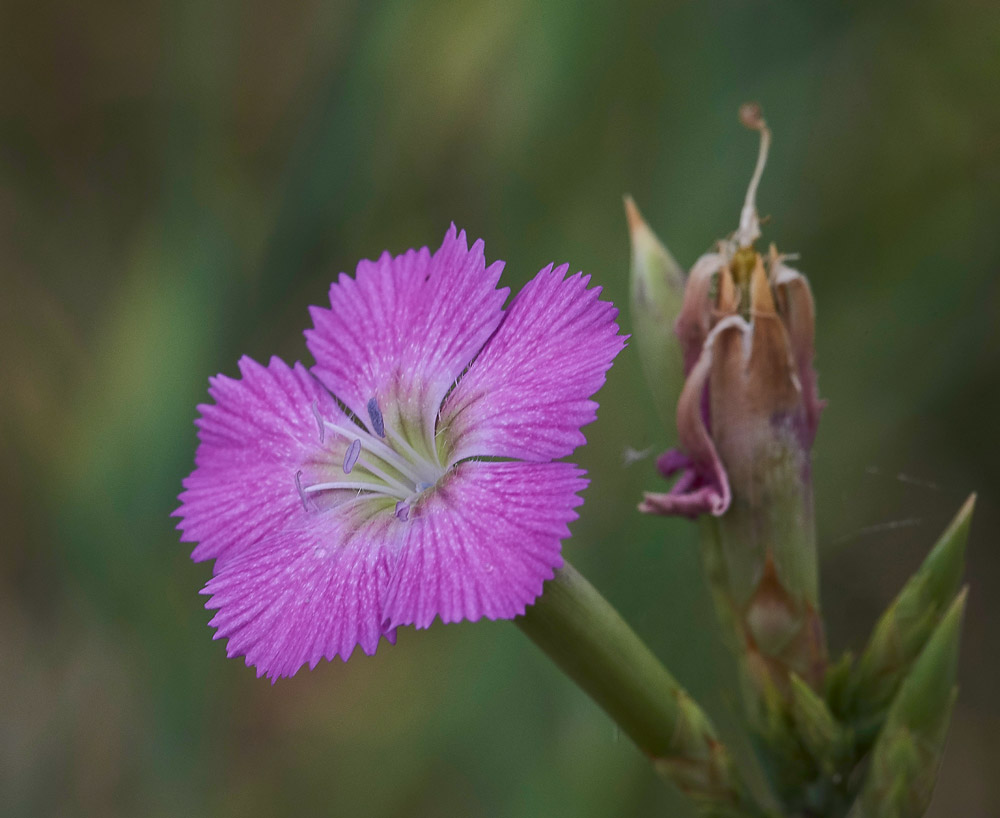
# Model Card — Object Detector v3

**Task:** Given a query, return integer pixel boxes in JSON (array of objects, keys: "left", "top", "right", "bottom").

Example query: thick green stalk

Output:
[{"left": 517, "top": 561, "right": 767, "bottom": 818}]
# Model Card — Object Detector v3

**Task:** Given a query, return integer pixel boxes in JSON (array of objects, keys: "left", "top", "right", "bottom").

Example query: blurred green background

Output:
[{"left": 2, "top": 1, "right": 998, "bottom": 815}]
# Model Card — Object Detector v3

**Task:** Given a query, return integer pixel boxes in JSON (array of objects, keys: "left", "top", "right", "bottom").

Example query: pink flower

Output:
[{"left": 174, "top": 226, "right": 625, "bottom": 680}]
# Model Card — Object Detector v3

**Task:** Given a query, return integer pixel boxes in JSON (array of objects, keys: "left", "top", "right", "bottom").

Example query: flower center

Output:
[{"left": 298, "top": 397, "right": 447, "bottom": 519}]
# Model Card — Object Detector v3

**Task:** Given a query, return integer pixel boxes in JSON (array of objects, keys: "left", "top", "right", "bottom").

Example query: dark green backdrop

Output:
[{"left": 2, "top": 1, "right": 998, "bottom": 815}]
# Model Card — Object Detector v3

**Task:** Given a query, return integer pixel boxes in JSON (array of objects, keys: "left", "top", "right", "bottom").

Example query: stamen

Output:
[
  {"left": 343, "top": 439, "right": 362, "bottom": 474},
  {"left": 295, "top": 470, "right": 316, "bottom": 512},
  {"left": 736, "top": 102, "right": 771, "bottom": 249},
  {"left": 308, "top": 398, "right": 448, "bottom": 507},
  {"left": 395, "top": 501, "right": 410, "bottom": 521},
  {"left": 304, "top": 480, "right": 410, "bottom": 502},
  {"left": 367, "top": 397, "right": 385, "bottom": 438},
  {"left": 356, "top": 457, "right": 414, "bottom": 496},
  {"left": 383, "top": 423, "right": 441, "bottom": 484},
  {"left": 323, "top": 418, "right": 425, "bottom": 485},
  {"left": 311, "top": 400, "right": 325, "bottom": 443}
]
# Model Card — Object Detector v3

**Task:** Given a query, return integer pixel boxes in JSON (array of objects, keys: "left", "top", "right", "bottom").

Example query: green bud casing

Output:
[{"left": 626, "top": 196, "right": 687, "bottom": 431}]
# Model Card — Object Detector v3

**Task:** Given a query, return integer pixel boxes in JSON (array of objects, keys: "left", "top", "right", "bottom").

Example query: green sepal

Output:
[
  {"left": 625, "top": 196, "right": 686, "bottom": 431},
  {"left": 850, "top": 590, "right": 966, "bottom": 818},
  {"left": 789, "top": 674, "right": 852, "bottom": 771},
  {"left": 824, "top": 651, "right": 853, "bottom": 712}
]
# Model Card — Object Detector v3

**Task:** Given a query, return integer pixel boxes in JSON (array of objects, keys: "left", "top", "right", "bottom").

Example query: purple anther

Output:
[
  {"left": 367, "top": 397, "right": 385, "bottom": 438},
  {"left": 311, "top": 400, "right": 325, "bottom": 444},
  {"left": 394, "top": 501, "right": 410, "bottom": 521},
  {"left": 343, "top": 439, "right": 362, "bottom": 474}
]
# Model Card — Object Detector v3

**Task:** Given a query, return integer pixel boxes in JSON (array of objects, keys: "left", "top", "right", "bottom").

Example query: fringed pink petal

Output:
[
  {"left": 202, "top": 503, "right": 402, "bottom": 681},
  {"left": 305, "top": 225, "right": 508, "bottom": 444},
  {"left": 439, "top": 264, "right": 625, "bottom": 463},
  {"left": 382, "top": 461, "right": 587, "bottom": 629},
  {"left": 174, "top": 356, "right": 346, "bottom": 565},
  {"left": 674, "top": 251, "right": 725, "bottom": 374}
]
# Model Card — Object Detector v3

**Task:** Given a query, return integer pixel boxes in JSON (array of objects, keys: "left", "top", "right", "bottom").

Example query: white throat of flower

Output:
[{"left": 299, "top": 397, "right": 447, "bottom": 520}]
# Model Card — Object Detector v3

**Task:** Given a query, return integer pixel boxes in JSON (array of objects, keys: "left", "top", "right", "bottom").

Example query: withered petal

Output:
[
  {"left": 640, "top": 317, "right": 744, "bottom": 518},
  {"left": 674, "top": 252, "right": 725, "bottom": 375},
  {"left": 770, "top": 248, "right": 824, "bottom": 447}
]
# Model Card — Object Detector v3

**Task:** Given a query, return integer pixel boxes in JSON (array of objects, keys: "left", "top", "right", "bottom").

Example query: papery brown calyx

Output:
[{"left": 640, "top": 245, "right": 823, "bottom": 526}]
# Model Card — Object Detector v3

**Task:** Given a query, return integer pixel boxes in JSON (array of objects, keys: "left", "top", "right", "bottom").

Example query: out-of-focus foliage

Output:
[{"left": 1, "top": 1, "right": 997, "bottom": 816}]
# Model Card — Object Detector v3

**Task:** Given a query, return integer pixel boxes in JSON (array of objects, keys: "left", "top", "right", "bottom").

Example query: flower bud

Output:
[
  {"left": 626, "top": 196, "right": 687, "bottom": 430},
  {"left": 638, "top": 106, "right": 827, "bottom": 718}
]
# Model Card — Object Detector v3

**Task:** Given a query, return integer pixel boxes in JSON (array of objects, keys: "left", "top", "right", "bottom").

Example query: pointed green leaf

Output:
[
  {"left": 884, "top": 588, "right": 965, "bottom": 738},
  {"left": 851, "top": 590, "right": 966, "bottom": 818},
  {"left": 848, "top": 495, "right": 973, "bottom": 726}
]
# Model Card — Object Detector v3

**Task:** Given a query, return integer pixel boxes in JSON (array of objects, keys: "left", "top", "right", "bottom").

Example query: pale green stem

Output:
[{"left": 517, "top": 561, "right": 771, "bottom": 818}]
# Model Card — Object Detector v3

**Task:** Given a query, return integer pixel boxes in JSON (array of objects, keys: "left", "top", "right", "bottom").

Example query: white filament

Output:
[
  {"left": 735, "top": 116, "right": 771, "bottom": 249},
  {"left": 299, "top": 404, "right": 446, "bottom": 510}
]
